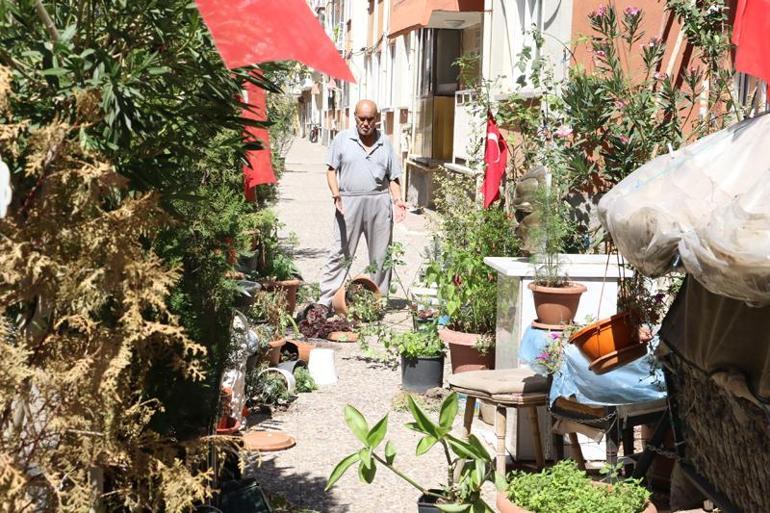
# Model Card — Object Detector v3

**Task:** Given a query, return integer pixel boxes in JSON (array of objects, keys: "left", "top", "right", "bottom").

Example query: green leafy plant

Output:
[
  {"left": 248, "top": 290, "right": 298, "bottom": 337},
  {"left": 499, "top": 2, "right": 737, "bottom": 252},
  {"left": 347, "top": 283, "right": 386, "bottom": 323},
  {"left": 297, "top": 281, "right": 321, "bottom": 305},
  {"left": 385, "top": 330, "right": 445, "bottom": 359},
  {"left": 529, "top": 184, "right": 575, "bottom": 287},
  {"left": 503, "top": 460, "right": 651, "bottom": 513},
  {"left": 294, "top": 366, "right": 317, "bottom": 393},
  {"left": 326, "top": 392, "right": 500, "bottom": 511},
  {"left": 0, "top": 0, "right": 287, "bottom": 507},
  {"left": 425, "top": 174, "right": 519, "bottom": 335},
  {"left": 245, "top": 366, "right": 295, "bottom": 408},
  {"left": 473, "top": 334, "right": 495, "bottom": 356}
]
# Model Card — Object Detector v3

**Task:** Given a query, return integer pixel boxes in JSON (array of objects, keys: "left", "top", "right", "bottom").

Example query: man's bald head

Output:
[
  {"left": 354, "top": 99, "right": 378, "bottom": 117},
  {"left": 354, "top": 99, "right": 378, "bottom": 139}
]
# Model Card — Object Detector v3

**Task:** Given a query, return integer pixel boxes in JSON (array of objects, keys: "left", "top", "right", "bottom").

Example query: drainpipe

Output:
[
  {"left": 409, "top": 30, "right": 421, "bottom": 161},
  {"left": 481, "top": 0, "right": 493, "bottom": 85}
]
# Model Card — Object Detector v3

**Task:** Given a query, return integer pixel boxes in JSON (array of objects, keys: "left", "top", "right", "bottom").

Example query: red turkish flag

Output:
[
  {"left": 195, "top": 0, "right": 355, "bottom": 83},
  {"left": 481, "top": 113, "right": 509, "bottom": 209},
  {"left": 242, "top": 79, "right": 276, "bottom": 201},
  {"left": 733, "top": 0, "right": 770, "bottom": 83}
]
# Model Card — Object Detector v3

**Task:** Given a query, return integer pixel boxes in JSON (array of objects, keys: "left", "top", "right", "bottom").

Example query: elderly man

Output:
[{"left": 318, "top": 99, "right": 407, "bottom": 306}]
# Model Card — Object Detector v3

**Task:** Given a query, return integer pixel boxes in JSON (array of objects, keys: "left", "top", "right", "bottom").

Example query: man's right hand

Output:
[{"left": 334, "top": 196, "right": 344, "bottom": 215}]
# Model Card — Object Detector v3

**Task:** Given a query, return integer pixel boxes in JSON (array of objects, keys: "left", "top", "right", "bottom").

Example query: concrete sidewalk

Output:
[{"left": 276, "top": 136, "right": 434, "bottom": 295}]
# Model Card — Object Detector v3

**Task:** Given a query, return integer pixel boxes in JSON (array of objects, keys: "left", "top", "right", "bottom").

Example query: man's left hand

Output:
[{"left": 393, "top": 199, "right": 407, "bottom": 223}]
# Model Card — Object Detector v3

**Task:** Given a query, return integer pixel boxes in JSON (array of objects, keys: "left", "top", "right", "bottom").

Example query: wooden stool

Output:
[{"left": 448, "top": 368, "right": 549, "bottom": 474}]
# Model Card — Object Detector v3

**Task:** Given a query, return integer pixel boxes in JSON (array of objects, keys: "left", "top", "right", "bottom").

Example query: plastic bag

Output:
[
  {"left": 598, "top": 113, "right": 770, "bottom": 305},
  {"left": 679, "top": 180, "right": 770, "bottom": 306}
]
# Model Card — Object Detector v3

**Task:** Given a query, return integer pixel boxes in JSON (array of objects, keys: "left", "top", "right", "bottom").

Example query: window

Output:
[{"left": 419, "top": 29, "right": 461, "bottom": 97}]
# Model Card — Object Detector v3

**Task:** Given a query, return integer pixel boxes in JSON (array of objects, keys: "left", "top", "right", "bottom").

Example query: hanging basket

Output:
[{"left": 569, "top": 311, "right": 647, "bottom": 373}]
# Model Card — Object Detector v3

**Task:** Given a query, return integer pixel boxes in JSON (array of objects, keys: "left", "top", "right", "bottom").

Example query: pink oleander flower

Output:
[
  {"left": 614, "top": 99, "right": 627, "bottom": 109},
  {"left": 654, "top": 71, "right": 668, "bottom": 81},
  {"left": 536, "top": 350, "right": 550, "bottom": 362},
  {"left": 554, "top": 125, "right": 573, "bottom": 138},
  {"left": 594, "top": 50, "right": 607, "bottom": 59},
  {"left": 549, "top": 332, "right": 561, "bottom": 340},
  {"left": 592, "top": 4, "right": 607, "bottom": 17},
  {"left": 624, "top": 6, "right": 641, "bottom": 17},
  {"left": 619, "top": 135, "right": 630, "bottom": 144}
]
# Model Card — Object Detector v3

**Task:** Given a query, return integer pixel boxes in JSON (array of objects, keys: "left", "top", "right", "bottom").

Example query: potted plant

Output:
[
  {"left": 385, "top": 330, "right": 446, "bottom": 393},
  {"left": 297, "top": 303, "right": 356, "bottom": 346},
  {"left": 259, "top": 251, "right": 303, "bottom": 315},
  {"left": 347, "top": 279, "right": 386, "bottom": 323},
  {"left": 331, "top": 275, "right": 382, "bottom": 317},
  {"left": 425, "top": 251, "right": 498, "bottom": 373},
  {"left": 247, "top": 291, "right": 299, "bottom": 365},
  {"left": 497, "top": 460, "right": 656, "bottom": 513},
  {"left": 527, "top": 184, "right": 586, "bottom": 329},
  {"left": 423, "top": 176, "right": 519, "bottom": 374},
  {"left": 411, "top": 301, "right": 440, "bottom": 333},
  {"left": 568, "top": 275, "right": 677, "bottom": 373},
  {"left": 326, "top": 392, "right": 500, "bottom": 512}
]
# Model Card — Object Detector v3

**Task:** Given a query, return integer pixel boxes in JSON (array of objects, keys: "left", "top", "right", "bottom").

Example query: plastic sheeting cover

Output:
[
  {"left": 519, "top": 327, "right": 666, "bottom": 407},
  {"left": 598, "top": 113, "right": 770, "bottom": 306}
]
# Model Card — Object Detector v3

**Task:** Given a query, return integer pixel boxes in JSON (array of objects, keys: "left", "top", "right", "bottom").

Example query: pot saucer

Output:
[
  {"left": 243, "top": 431, "right": 296, "bottom": 452},
  {"left": 531, "top": 319, "right": 567, "bottom": 331},
  {"left": 326, "top": 331, "right": 358, "bottom": 343},
  {"left": 588, "top": 343, "right": 648, "bottom": 375}
]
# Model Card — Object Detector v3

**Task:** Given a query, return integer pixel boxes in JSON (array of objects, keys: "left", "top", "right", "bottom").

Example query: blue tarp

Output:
[{"left": 519, "top": 326, "right": 667, "bottom": 407}]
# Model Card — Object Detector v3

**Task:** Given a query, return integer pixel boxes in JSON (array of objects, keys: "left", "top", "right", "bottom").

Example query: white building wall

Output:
[{"left": 482, "top": 0, "right": 573, "bottom": 98}]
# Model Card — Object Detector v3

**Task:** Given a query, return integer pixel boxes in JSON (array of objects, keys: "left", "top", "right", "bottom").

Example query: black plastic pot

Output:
[
  {"left": 417, "top": 490, "right": 444, "bottom": 513},
  {"left": 218, "top": 478, "right": 271, "bottom": 513},
  {"left": 401, "top": 354, "right": 444, "bottom": 394}
]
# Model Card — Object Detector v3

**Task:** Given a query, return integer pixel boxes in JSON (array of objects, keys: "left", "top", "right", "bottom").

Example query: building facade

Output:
[{"left": 303, "top": 0, "right": 767, "bottom": 206}]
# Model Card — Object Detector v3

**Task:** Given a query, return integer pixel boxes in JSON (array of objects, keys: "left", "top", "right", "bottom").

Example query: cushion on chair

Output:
[{"left": 448, "top": 368, "right": 548, "bottom": 404}]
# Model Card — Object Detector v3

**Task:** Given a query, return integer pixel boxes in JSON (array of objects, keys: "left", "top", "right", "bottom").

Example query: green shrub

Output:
[
  {"left": 294, "top": 367, "right": 317, "bottom": 393},
  {"left": 505, "top": 460, "right": 651, "bottom": 513},
  {"left": 386, "top": 330, "right": 444, "bottom": 359},
  {"left": 425, "top": 173, "right": 519, "bottom": 335}
]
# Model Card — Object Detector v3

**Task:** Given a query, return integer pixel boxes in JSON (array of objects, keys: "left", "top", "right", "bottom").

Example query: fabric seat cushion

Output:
[{"left": 448, "top": 368, "right": 548, "bottom": 401}]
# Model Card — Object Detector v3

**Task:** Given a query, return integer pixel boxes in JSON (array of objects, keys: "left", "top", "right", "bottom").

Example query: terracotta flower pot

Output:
[
  {"left": 438, "top": 328, "right": 495, "bottom": 374},
  {"left": 331, "top": 275, "right": 381, "bottom": 316},
  {"left": 528, "top": 281, "right": 587, "bottom": 329},
  {"left": 326, "top": 331, "right": 359, "bottom": 342},
  {"left": 284, "top": 338, "right": 315, "bottom": 363},
  {"left": 262, "top": 278, "right": 302, "bottom": 315},
  {"left": 569, "top": 312, "right": 649, "bottom": 374},
  {"left": 570, "top": 312, "right": 637, "bottom": 360},
  {"left": 496, "top": 488, "right": 658, "bottom": 513},
  {"left": 215, "top": 415, "right": 241, "bottom": 435},
  {"left": 267, "top": 338, "right": 286, "bottom": 366}
]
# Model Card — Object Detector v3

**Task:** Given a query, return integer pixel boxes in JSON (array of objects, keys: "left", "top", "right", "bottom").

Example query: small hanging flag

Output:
[
  {"left": 733, "top": 0, "right": 770, "bottom": 83},
  {"left": 242, "top": 78, "right": 276, "bottom": 201},
  {"left": 195, "top": 0, "right": 355, "bottom": 83},
  {"left": 481, "top": 112, "right": 509, "bottom": 209}
]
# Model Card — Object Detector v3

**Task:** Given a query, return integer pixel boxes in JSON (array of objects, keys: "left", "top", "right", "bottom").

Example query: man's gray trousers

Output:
[{"left": 318, "top": 191, "right": 392, "bottom": 306}]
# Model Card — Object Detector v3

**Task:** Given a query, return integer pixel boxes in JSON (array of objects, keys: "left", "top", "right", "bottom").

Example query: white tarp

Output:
[{"left": 598, "top": 113, "right": 770, "bottom": 306}]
